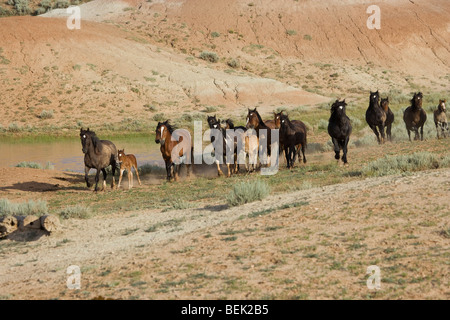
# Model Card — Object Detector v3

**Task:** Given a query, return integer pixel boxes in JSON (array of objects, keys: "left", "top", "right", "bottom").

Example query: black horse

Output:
[
  {"left": 328, "top": 99, "right": 352, "bottom": 164},
  {"left": 380, "top": 97, "right": 394, "bottom": 141},
  {"left": 279, "top": 114, "right": 307, "bottom": 168},
  {"left": 366, "top": 90, "right": 387, "bottom": 144},
  {"left": 403, "top": 92, "right": 427, "bottom": 141},
  {"left": 80, "top": 128, "right": 118, "bottom": 191}
]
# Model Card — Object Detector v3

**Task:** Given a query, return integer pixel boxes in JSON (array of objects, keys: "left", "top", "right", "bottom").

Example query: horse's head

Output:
[
  {"left": 412, "top": 92, "right": 423, "bottom": 108},
  {"left": 246, "top": 108, "right": 259, "bottom": 129},
  {"left": 331, "top": 99, "right": 347, "bottom": 115},
  {"left": 380, "top": 97, "right": 389, "bottom": 112},
  {"left": 274, "top": 111, "right": 283, "bottom": 129},
  {"left": 80, "top": 128, "right": 94, "bottom": 154},
  {"left": 369, "top": 90, "right": 380, "bottom": 107},
  {"left": 438, "top": 99, "right": 446, "bottom": 112},
  {"left": 207, "top": 115, "right": 219, "bottom": 129},
  {"left": 155, "top": 120, "right": 175, "bottom": 146},
  {"left": 117, "top": 149, "right": 125, "bottom": 163}
]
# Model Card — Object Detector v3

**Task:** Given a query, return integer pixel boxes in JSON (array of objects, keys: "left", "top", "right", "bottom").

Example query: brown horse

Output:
[
  {"left": 380, "top": 97, "right": 394, "bottom": 141},
  {"left": 274, "top": 111, "right": 307, "bottom": 166},
  {"left": 434, "top": 99, "right": 448, "bottom": 139},
  {"left": 117, "top": 149, "right": 142, "bottom": 189},
  {"left": 155, "top": 120, "right": 192, "bottom": 181},
  {"left": 80, "top": 128, "right": 118, "bottom": 192},
  {"left": 403, "top": 92, "right": 427, "bottom": 141}
]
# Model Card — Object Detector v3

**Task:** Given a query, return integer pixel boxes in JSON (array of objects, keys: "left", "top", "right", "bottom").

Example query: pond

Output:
[{"left": 0, "top": 136, "right": 164, "bottom": 172}]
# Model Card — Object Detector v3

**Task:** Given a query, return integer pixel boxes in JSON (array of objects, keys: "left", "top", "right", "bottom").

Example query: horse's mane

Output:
[
  {"left": 225, "top": 119, "right": 235, "bottom": 129},
  {"left": 160, "top": 120, "right": 177, "bottom": 134}
]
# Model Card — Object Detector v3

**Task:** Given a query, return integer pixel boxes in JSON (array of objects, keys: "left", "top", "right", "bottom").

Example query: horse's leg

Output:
[
  {"left": 342, "top": 137, "right": 350, "bottom": 164},
  {"left": 284, "top": 145, "right": 290, "bottom": 168},
  {"left": 406, "top": 126, "right": 411, "bottom": 142},
  {"left": 134, "top": 165, "right": 142, "bottom": 185},
  {"left": 301, "top": 143, "right": 307, "bottom": 164},
  {"left": 420, "top": 125, "right": 424, "bottom": 141},
  {"left": 290, "top": 145, "right": 297, "bottom": 169},
  {"left": 118, "top": 169, "right": 125, "bottom": 189},
  {"left": 84, "top": 166, "right": 91, "bottom": 188},
  {"left": 386, "top": 124, "right": 392, "bottom": 142},
  {"left": 128, "top": 170, "right": 133, "bottom": 189},
  {"left": 378, "top": 124, "right": 385, "bottom": 144},
  {"left": 94, "top": 169, "right": 100, "bottom": 192},
  {"left": 101, "top": 168, "right": 107, "bottom": 191},
  {"left": 444, "top": 122, "right": 449, "bottom": 138},
  {"left": 110, "top": 162, "right": 116, "bottom": 189},
  {"left": 332, "top": 137, "right": 340, "bottom": 161},
  {"left": 370, "top": 125, "right": 380, "bottom": 144},
  {"left": 165, "top": 161, "right": 171, "bottom": 181},
  {"left": 216, "top": 159, "right": 224, "bottom": 177}
]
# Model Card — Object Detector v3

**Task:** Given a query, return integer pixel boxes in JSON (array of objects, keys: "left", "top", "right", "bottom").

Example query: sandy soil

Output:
[{"left": 0, "top": 167, "right": 448, "bottom": 299}]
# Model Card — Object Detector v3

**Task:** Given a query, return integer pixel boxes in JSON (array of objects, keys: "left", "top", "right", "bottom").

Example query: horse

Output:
[
  {"left": 246, "top": 108, "right": 274, "bottom": 165},
  {"left": 155, "top": 120, "right": 192, "bottom": 181},
  {"left": 327, "top": 99, "right": 352, "bottom": 164},
  {"left": 366, "top": 90, "right": 387, "bottom": 144},
  {"left": 274, "top": 111, "right": 307, "bottom": 166},
  {"left": 207, "top": 115, "right": 235, "bottom": 177},
  {"left": 222, "top": 118, "right": 259, "bottom": 173},
  {"left": 80, "top": 128, "right": 118, "bottom": 192},
  {"left": 403, "top": 92, "right": 427, "bottom": 141},
  {"left": 117, "top": 149, "right": 142, "bottom": 189},
  {"left": 380, "top": 97, "right": 394, "bottom": 141},
  {"left": 434, "top": 99, "right": 448, "bottom": 139}
]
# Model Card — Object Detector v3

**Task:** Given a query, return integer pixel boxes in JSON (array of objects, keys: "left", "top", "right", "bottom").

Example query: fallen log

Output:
[
  {"left": 0, "top": 216, "right": 18, "bottom": 234},
  {"left": 39, "top": 215, "right": 61, "bottom": 233},
  {"left": 23, "top": 215, "right": 41, "bottom": 229}
]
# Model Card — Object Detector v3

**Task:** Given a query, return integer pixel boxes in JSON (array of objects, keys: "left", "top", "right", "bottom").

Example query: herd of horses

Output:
[{"left": 80, "top": 92, "right": 448, "bottom": 191}]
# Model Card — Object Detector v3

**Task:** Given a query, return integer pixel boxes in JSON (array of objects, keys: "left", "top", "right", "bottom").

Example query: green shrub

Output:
[
  {"left": 199, "top": 51, "right": 219, "bottom": 63},
  {"left": 59, "top": 205, "right": 91, "bottom": 219},
  {"left": 39, "top": 109, "right": 54, "bottom": 119},
  {"left": 362, "top": 152, "right": 440, "bottom": 177},
  {"left": 152, "top": 113, "right": 166, "bottom": 122},
  {"left": 210, "top": 31, "right": 220, "bottom": 38},
  {"left": 227, "top": 58, "right": 240, "bottom": 69},
  {"left": 0, "top": 198, "right": 48, "bottom": 217},
  {"left": 138, "top": 164, "right": 165, "bottom": 176},
  {"left": 226, "top": 180, "right": 270, "bottom": 207},
  {"left": 16, "top": 161, "right": 43, "bottom": 169}
]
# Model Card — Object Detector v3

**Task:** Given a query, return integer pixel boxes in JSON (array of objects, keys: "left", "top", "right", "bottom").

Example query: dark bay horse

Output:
[
  {"left": 80, "top": 128, "right": 118, "bottom": 191},
  {"left": 155, "top": 120, "right": 192, "bottom": 181},
  {"left": 275, "top": 112, "right": 307, "bottom": 168},
  {"left": 328, "top": 99, "right": 352, "bottom": 164},
  {"left": 366, "top": 90, "right": 387, "bottom": 144},
  {"left": 403, "top": 92, "right": 427, "bottom": 141},
  {"left": 277, "top": 114, "right": 307, "bottom": 168},
  {"left": 380, "top": 97, "right": 394, "bottom": 141}
]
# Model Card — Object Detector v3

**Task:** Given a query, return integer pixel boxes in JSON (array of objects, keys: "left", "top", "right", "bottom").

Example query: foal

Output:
[
  {"left": 117, "top": 149, "right": 142, "bottom": 189},
  {"left": 434, "top": 99, "right": 448, "bottom": 139}
]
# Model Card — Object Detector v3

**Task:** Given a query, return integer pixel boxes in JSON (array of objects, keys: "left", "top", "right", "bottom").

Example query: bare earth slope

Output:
[{"left": 1, "top": 0, "right": 449, "bottom": 130}]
